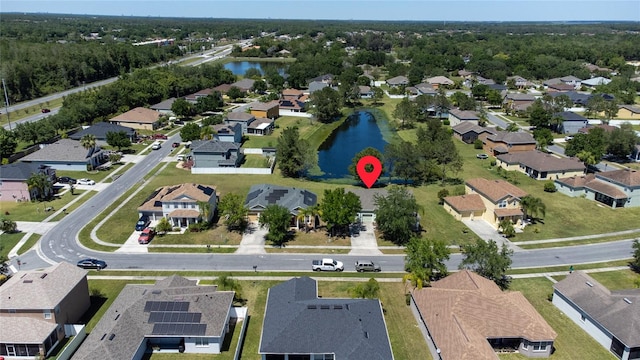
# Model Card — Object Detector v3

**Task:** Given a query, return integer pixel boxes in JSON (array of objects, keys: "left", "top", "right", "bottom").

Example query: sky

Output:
[{"left": 2, "top": 0, "right": 640, "bottom": 22}]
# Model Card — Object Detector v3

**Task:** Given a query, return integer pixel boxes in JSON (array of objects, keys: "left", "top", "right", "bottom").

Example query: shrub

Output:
[
  {"left": 473, "top": 139, "right": 483, "bottom": 149},
  {"left": 544, "top": 181, "right": 557, "bottom": 192},
  {"left": 437, "top": 189, "right": 450, "bottom": 205},
  {"left": 490, "top": 159, "right": 497, "bottom": 167},
  {"left": 442, "top": 119, "right": 450, "bottom": 126}
]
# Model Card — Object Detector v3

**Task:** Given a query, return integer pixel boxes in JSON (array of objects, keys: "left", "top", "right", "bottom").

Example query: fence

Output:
[
  {"left": 233, "top": 311, "right": 250, "bottom": 360},
  {"left": 57, "top": 324, "right": 87, "bottom": 360}
]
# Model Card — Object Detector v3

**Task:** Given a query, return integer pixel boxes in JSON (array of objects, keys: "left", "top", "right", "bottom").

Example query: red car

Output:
[
  {"left": 138, "top": 227, "right": 155, "bottom": 244},
  {"left": 152, "top": 134, "right": 168, "bottom": 140},
  {"left": 172, "top": 142, "right": 180, "bottom": 148},
  {"left": 41, "top": 108, "right": 51, "bottom": 113}
]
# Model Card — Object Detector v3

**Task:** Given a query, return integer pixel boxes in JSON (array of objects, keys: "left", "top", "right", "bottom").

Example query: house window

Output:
[
  {"left": 521, "top": 341, "right": 528, "bottom": 350},
  {"left": 532, "top": 342, "right": 546, "bottom": 352},
  {"left": 195, "top": 338, "right": 209, "bottom": 347},
  {"left": 499, "top": 201, "right": 507, "bottom": 208},
  {"left": 44, "top": 310, "right": 52, "bottom": 319}
]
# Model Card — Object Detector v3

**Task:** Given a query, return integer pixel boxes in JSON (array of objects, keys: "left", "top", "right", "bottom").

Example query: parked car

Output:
[
  {"left": 152, "top": 133, "right": 168, "bottom": 140},
  {"left": 138, "top": 227, "right": 155, "bottom": 244},
  {"left": 172, "top": 142, "right": 180, "bottom": 148},
  {"left": 152, "top": 142, "right": 162, "bottom": 150},
  {"left": 564, "top": 136, "right": 574, "bottom": 141},
  {"left": 135, "top": 215, "right": 150, "bottom": 231},
  {"left": 57, "top": 176, "right": 76, "bottom": 184},
  {"left": 312, "top": 258, "right": 344, "bottom": 272},
  {"left": 76, "top": 258, "right": 107, "bottom": 270},
  {"left": 355, "top": 260, "right": 381, "bottom": 272},
  {"left": 476, "top": 153, "right": 489, "bottom": 159},
  {"left": 41, "top": 108, "right": 51, "bottom": 113},
  {"left": 76, "top": 178, "right": 95, "bottom": 185}
]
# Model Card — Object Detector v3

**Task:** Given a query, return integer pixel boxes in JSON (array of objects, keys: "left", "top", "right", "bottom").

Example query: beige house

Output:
[
  {"left": 0, "top": 262, "right": 90, "bottom": 358},
  {"left": 448, "top": 108, "right": 480, "bottom": 127},
  {"left": 496, "top": 150, "right": 585, "bottom": 180},
  {"left": 410, "top": 270, "right": 557, "bottom": 360},
  {"left": 443, "top": 178, "right": 528, "bottom": 229},
  {"left": 109, "top": 107, "right": 161, "bottom": 131},
  {"left": 137, "top": 183, "right": 217, "bottom": 228},
  {"left": 482, "top": 131, "right": 537, "bottom": 156},
  {"left": 616, "top": 105, "right": 640, "bottom": 119}
]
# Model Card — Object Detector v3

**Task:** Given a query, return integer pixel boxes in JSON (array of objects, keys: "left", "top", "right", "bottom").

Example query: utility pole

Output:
[{"left": 2, "top": 78, "right": 12, "bottom": 130}]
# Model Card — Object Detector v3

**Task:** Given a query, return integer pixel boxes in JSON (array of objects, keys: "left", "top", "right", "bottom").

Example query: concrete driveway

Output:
[
  {"left": 349, "top": 223, "right": 382, "bottom": 256},
  {"left": 462, "top": 219, "right": 521, "bottom": 251},
  {"left": 237, "top": 222, "right": 267, "bottom": 254}
]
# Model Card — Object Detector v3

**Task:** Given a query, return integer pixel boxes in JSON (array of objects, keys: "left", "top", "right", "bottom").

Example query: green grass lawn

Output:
[
  {"left": 16, "top": 233, "right": 41, "bottom": 255},
  {"left": 0, "top": 231, "right": 24, "bottom": 258},
  {"left": 588, "top": 269, "right": 639, "bottom": 290},
  {"left": 500, "top": 277, "right": 617, "bottom": 360},
  {"left": 1, "top": 190, "right": 86, "bottom": 222},
  {"left": 242, "top": 154, "right": 270, "bottom": 168},
  {"left": 242, "top": 116, "right": 319, "bottom": 148},
  {"left": 0, "top": 98, "right": 64, "bottom": 127},
  {"left": 55, "top": 161, "right": 132, "bottom": 183}
]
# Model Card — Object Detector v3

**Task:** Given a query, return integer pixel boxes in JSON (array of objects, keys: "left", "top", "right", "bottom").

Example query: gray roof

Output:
[
  {"left": 231, "top": 78, "right": 255, "bottom": 91},
  {"left": 449, "top": 109, "right": 479, "bottom": 121},
  {"left": 245, "top": 184, "right": 317, "bottom": 214},
  {"left": 0, "top": 261, "right": 87, "bottom": 310},
  {"left": 504, "top": 93, "right": 536, "bottom": 101},
  {"left": 549, "top": 91, "right": 592, "bottom": 105},
  {"left": 225, "top": 112, "right": 255, "bottom": 122},
  {"left": 308, "top": 81, "right": 329, "bottom": 93},
  {"left": 1, "top": 316, "right": 58, "bottom": 343},
  {"left": 191, "top": 140, "right": 240, "bottom": 154},
  {"left": 0, "top": 162, "right": 51, "bottom": 181},
  {"left": 260, "top": 277, "right": 393, "bottom": 360},
  {"left": 150, "top": 97, "right": 177, "bottom": 111},
  {"left": 73, "top": 275, "right": 234, "bottom": 360},
  {"left": 452, "top": 122, "right": 496, "bottom": 136},
  {"left": 212, "top": 123, "right": 241, "bottom": 135},
  {"left": 497, "top": 150, "right": 585, "bottom": 173},
  {"left": 554, "top": 271, "right": 640, "bottom": 347},
  {"left": 486, "top": 131, "right": 536, "bottom": 145},
  {"left": 386, "top": 75, "right": 409, "bottom": 86},
  {"left": 21, "top": 139, "right": 101, "bottom": 162},
  {"left": 348, "top": 188, "right": 389, "bottom": 212},
  {"left": 553, "top": 111, "right": 588, "bottom": 122},
  {"left": 70, "top": 122, "right": 136, "bottom": 141}
]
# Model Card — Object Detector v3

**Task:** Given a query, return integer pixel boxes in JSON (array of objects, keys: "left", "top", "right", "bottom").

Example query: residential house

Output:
[
  {"left": 249, "top": 101, "right": 279, "bottom": 119},
  {"left": 553, "top": 111, "right": 589, "bottom": 134},
  {"left": 582, "top": 77, "right": 612, "bottom": 88},
  {"left": 70, "top": 122, "right": 137, "bottom": 145},
  {"left": 309, "top": 74, "right": 334, "bottom": 84},
  {"left": 21, "top": 139, "right": 104, "bottom": 171},
  {"left": 0, "top": 162, "right": 56, "bottom": 202},
  {"left": 0, "top": 262, "right": 90, "bottom": 359},
  {"left": 231, "top": 78, "right": 255, "bottom": 92},
  {"left": 488, "top": 83, "right": 507, "bottom": 92},
  {"left": 503, "top": 93, "right": 536, "bottom": 113},
  {"left": 549, "top": 91, "right": 592, "bottom": 106},
  {"left": 347, "top": 188, "right": 388, "bottom": 223},
  {"left": 190, "top": 140, "right": 243, "bottom": 169},
  {"left": 553, "top": 271, "right": 639, "bottom": 360},
  {"left": 448, "top": 108, "right": 480, "bottom": 126},
  {"left": 386, "top": 75, "right": 409, "bottom": 88},
  {"left": 109, "top": 107, "right": 161, "bottom": 131},
  {"left": 279, "top": 89, "right": 308, "bottom": 112},
  {"left": 137, "top": 183, "right": 217, "bottom": 227},
  {"left": 452, "top": 122, "right": 496, "bottom": 144},
  {"left": 544, "top": 76, "right": 582, "bottom": 89},
  {"left": 259, "top": 277, "right": 394, "bottom": 360},
  {"left": 150, "top": 97, "right": 177, "bottom": 115},
  {"left": 554, "top": 168, "right": 640, "bottom": 208},
  {"left": 496, "top": 150, "right": 585, "bottom": 180},
  {"left": 547, "top": 83, "right": 576, "bottom": 92},
  {"left": 359, "top": 85, "right": 374, "bottom": 99},
  {"left": 410, "top": 270, "right": 557, "bottom": 360},
  {"left": 443, "top": 178, "right": 528, "bottom": 229},
  {"left": 617, "top": 104, "right": 640, "bottom": 119},
  {"left": 426, "top": 75, "right": 454, "bottom": 89},
  {"left": 244, "top": 184, "right": 317, "bottom": 228},
  {"left": 414, "top": 82, "right": 437, "bottom": 96},
  {"left": 474, "top": 75, "right": 495, "bottom": 85},
  {"left": 184, "top": 89, "right": 215, "bottom": 104},
  {"left": 247, "top": 118, "right": 275, "bottom": 136},
  {"left": 212, "top": 123, "right": 242, "bottom": 143},
  {"left": 307, "top": 80, "right": 329, "bottom": 94},
  {"left": 578, "top": 124, "right": 617, "bottom": 135},
  {"left": 405, "top": 86, "right": 419, "bottom": 96},
  {"left": 224, "top": 112, "right": 255, "bottom": 134},
  {"left": 584, "top": 63, "right": 613, "bottom": 74},
  {"left": 72, "top": 275, "right": 236, "bottom": 360},
  {"left": 458, "top": 69, "right": 474, "bottom": 78},
  {"left": 482, "top": 131, "right": 537, "bottom": 156},
  {"left": 213, "top": 84, "right": 233, "bottom": 95},
  {"left": 506, "top": 75, "right": 534, "bottom": 89}
]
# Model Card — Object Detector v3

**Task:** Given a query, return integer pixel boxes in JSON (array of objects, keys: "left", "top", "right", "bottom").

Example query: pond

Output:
[
  {"left": 315, "top": 111, "right": 389, "bottom": 180},
  {"left": 223, "top": 61, "right": 286, "bottom": 76}
]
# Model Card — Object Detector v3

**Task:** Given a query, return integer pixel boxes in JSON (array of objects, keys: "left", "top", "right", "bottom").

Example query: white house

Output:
[{"left": 137, "top": 183, "right": 217, "bottom": 228}]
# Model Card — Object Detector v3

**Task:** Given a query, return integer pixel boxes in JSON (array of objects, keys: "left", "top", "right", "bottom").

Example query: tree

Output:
[
  {"left": 349, "top": 147, "right": 385, "bottom": 181},
  {"left": 527, "top": 100, "right": 552, "bottom": 128},
  {"left": 26, "top": 172, "right": 53, "bottom": 201},
  {"left": 533, "top": 128, "right": 554, "bottom": 151},
  {"left": 520, "top": 195, "right": 546, "bottom": 223},
  {"left": 80, "top": 134, "right": 96, "bottom": 150},
  {"left": 156, "top": 217, "right": 172, "bottom": 234},
  {"left": 106, "top": 131, "right": 132, "bottom": 151},
  {"left": 607, "top": 122, "right": 639, "bottom": 158},
  {"left": 258, "top": 204, "right": 291, "bottom": 246},
  {"left": 350, "top": 278, "right": 380, "bottom": 299},
  {"left": 505, "top": 123, "right": 519, "bottom": 132},
  {"left": 392, "top": 97, "right": 417, "bottom": 129},
  {"left": 216, "top": 273, "right": 244, "bottom": 304},
  {"left": 218, "top": 193, "right": 248, "bottom": 232},
  {"left": 309, "top": 87, "right": 342, "bottom": 123},
  {"left": 404, "top": 237, "right": 450, "bottom": 286},
  {"left": 195, "top": 92, "right": 223, "bottom": 113},
  {"left": 0, "top": 217, "right": 17, "bottom": 233},
  {"left": 171, "top": 98, "right": 196, "bottom": 118},
  {"left": 565, "top": 127, "right": 607, "bottom": 164},
  {"left": 202, "top": 114, "right": 224, "bottom": 126},
  {"left": 486, "top": 89, "right": 503, "bottom": 106},
  {"left": 371, "top": 86, "right": 384, "bottom": 105},
  {"left": 180, "top": 122, "right": 201, "bottom": 142},
  {"left": 251, "top": 80, "right": 268, "bottom": 94},
  {"left": 296, "top": 204, "right": 321, "bottom": 232},
  {"left": 374, "top": 186, "right": 421, "bottom": 245},
  {"left": 385, "top": 141, "right": 421, "bottom": 185},
  {"left": 0, "top": 128, "right": 17, "bottom": 161},
  {"left": 108, "top": 153, "right": 123, "bottom": 164},
  {"left": 227, "top": 86, "right": 245, "bottom": 101},
  {"left": 632, "top": 239, "right": 640, "bottom": 271},
  {"left": 320, "top": 188, "right": 362, "bottom": 237},
  {"left": 276, "top": 127, "right": 315, "bottom": 178},
  {"left": 498, "top": 219, "right": 516, "bottom": 238},
  {"left": 459, "top": 239, "right": 514, "bottom": 289}
]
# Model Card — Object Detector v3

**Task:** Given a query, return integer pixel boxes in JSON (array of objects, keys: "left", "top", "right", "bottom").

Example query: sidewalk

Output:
[{"left": 512, "top": 228, "right": 640, "bottom": 245}]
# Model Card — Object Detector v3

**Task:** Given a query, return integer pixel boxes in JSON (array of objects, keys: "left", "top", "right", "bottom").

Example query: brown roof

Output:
[
  {"left": 248, "top": 117, "right": 275, "bottom": 129},
  {"left": 555, "top": 173, "right": 596, "bottom": 188},
  {"left": 110, "top": 107, "right": 160, "bottom": 124},
  {"left": 443, "top": 194, "right": 485, "bottom": 212},
  {"left": 449, "top": 109, "right": 479, "bottom": 121},
  {"left": 138, "top": 183, "right": 216, "bottom": 212},
  {"left": 185, "top": 88, "right": 213, "bottom": 100},
  {"left": 548, "top": 83, "right": 575, "bottom": 91},
  {"left": 555, "top": 174, "right": 628, "bottom": 199},
  {"left": 466, "top": 178, "right": 528, "bottom": 203},
  {"left": 486, "top": 131, "right": 536, "bottom": 145},
  {"left": 494, "top": 208, "right": 524, "bottom": 217},
  {"left": 452, "top": 122, "right": 496, "bottom": 136},
  {"left": 213, "top": 84, "right": 232, "bottom": 93},
  {"left": 250, "top": 100, "right": 279, "bottom": 111},
  {"left": 412, "top": 271, "right": 557, "bottom": 360},
  {"left": 597, "top": 168, "right": 640, "bottom": 187},
  {"left": 578, "top": 124, "right": 617, "bottom": 134},
  {"left": 282, "top": 88, "right": 304, "bottom": 97},
  {"left": 497, "top": 150, "right": 585, "bottom": 173}
]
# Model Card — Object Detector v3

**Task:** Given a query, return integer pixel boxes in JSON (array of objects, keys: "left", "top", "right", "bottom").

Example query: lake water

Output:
[
  {"left": 223, "top": 61, "right": 286, "bottom": 76},
  {"left": 315, "top": 111, "right": 389, "bottom": 180}
]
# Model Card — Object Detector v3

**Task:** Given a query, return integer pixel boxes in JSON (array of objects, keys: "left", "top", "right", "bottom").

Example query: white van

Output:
[{"left": 151, "top": 142, "right": 162, "bottom": 150}]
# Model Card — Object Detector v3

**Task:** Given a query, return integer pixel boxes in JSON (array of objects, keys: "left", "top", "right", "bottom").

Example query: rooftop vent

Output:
[
  {"left": 320, "top": 305, "right": 330, "bottom": 310},
  {"left": 114, "top": 314, "right": 120, "bottom": 321},
  {"left": 40, "top": 273, "right": 48, "bottom": 279},
  {"left": 333, "top": 305, "right": 343, "bottom": 310},
  {"left": 307, "top": 305, "right": 317, "bottom": 309},
  {"left": 364, "top": 331, "right": 369, "bottom": 339},
  {"left": 586, "top": 281, "right": 594, "bottom": 287},
  {"left": 100, "top": 334, "right": 107, "bottom": 341},
  {"left": 624, "top": 298, "right": 632, "bottom": 304},
  {"left": 23, "top": 280, "right": 33, "bottom": 284}
]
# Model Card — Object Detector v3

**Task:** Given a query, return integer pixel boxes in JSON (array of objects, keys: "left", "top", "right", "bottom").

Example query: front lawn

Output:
[
  {"left": 242, "top": 116, "right": 318, "bottom": 149},
  {"left": 1, "top": 190, "right": 86, "bottom": 222}
]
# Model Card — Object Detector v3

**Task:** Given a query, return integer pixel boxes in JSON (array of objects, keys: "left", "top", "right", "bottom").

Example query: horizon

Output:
[{"left": 2, "top": 1, "right": 640, "bottom": 22}]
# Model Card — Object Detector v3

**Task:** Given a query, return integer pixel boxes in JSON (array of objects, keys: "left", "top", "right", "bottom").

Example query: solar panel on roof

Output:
[
  {"left": 148, "top": 311, "right": 202, "bottom": 324},
  {"left": 152, "top": 323, "right": 207, "bottom": 336},
  {"left": 265, "top": 189, "right": 288, "bottom": 204}
]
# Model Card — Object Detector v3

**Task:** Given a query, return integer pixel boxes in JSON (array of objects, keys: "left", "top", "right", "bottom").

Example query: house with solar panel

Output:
[
  {"left": 72, "top": 275, "right": 237, "bottom": 359},
  {"left": 259, "top": 277, "right": 394, "bottom": 360},
  {"left": 244, "top": 184, "right": 318, "bottom": 229},
  {"left": 137, "top": 183, "right": 217, "bottom": 228}
]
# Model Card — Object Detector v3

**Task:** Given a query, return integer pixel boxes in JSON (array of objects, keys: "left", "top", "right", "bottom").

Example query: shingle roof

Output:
[
  {"left": 231, "top": 78, "right": 255, "bottom": 91},
  {"left": 226, "top": 112, "right": 255, "bottom": 122},
  {"left": 554, "top": 271, "right": 640, "bottom": 347},
  {"left": 596, "top": 168, "right": 640, "bottom": 187},
  {"left": 1, "top": 317, "right": 58, "bottom": 343},
  {"left": 466, "top": 178, "right": 528, "bottom": 203},
  {"left": 0, "top": 162, "right": 51, "bottom": 180},
  {"left": 70, "top": 122, "right": 136, "bottom": 140},
  {"left": 247, "top": 117, "right": 274, "bottom": 130},
  {"left": 553, "top": 111, "right": 588, "bottom": 122},
  {"left": 21, "top": 139, "right": 101, "bottom": 162},
  {"left": 555, "top": 173, "right": 628, "bottom": 199},
  {"left": 443, "top": 194, "right": 486, "bottom": 212},
  {"left": 138, "top": 183, "right": 216, "bottom": 212},
  {"left": 245, "top": 184, "right": 317, "bottom": 214},
  {"left": 72, "top": 276, "right": 234, "bottom": 360},
  {"left": 426, "top": 76, "right": 454, "bottom": 85},
  {"left": 250, "top": 100, "right": 279, "bottom": 111},
  {"left": 110, "top": 107, "right": 160, "bottom": 124},
  {"left": 260, "top": 277, "right": 393, "bottom": 360},
  {"left": 450, "top": 109, "right": 479, "bottom": 121},
  {"left": 150, "top": 97, "right": 177, "bottom": 111},
  {"left": 486, "top": 131, "right": 536, "bottom": 145},
  {"left": 412, "top": 271, "right": 556, "bottom": 360},
  {"left": 504, "top": 93, "right": 536, "bottom": 101},
  {"left": 386, "top": 75, "right": 409, "bottom": 85},
  {"left": 0, "top": 261, "right": 87, "bottom": 310},
  {"left": 496, "top": 150, "right": 585, "bottom": 173},
  {"left": 452, "top": 122, "right": 496, "bottom": 136},
  {"left": 347, "top": 188, "right": 389, "bottom": 212},
  {"left": 191, "top": 140, "right": 241, "bottom": 154},
  {"left": 212, "top": 123, "right": 241, "bottom": 135},
  {"left": 619, "top": 104, "right": 640, "bottom": 114}
]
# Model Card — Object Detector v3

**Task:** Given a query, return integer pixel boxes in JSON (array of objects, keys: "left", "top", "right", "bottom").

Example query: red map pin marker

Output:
[{"left": 357, "top": 155, "right": 382, "bottom": 189}]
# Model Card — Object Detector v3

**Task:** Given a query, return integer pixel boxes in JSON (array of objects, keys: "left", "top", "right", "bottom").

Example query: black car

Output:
[
  {"left": 135, "top": 215, "right": 150, "bottom": 231},
  {"left": 57, "top": 176, "right": 77, "bottom": 184},
  {"left": 76, "top": 258, "right": 107, "bottom": 270}
]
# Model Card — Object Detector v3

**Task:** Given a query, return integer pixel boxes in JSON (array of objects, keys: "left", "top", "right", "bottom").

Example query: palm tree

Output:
[
  {"left": 498, "top": 219, "right": 516, "bottom": 237},
  {"left": 296, "top": 204, "right": 322, "bottom": 231},
  {"left": 200, "top": 126, "right": 213, "bottom": 140},
  {"left": 80, "top": 134, "right": 97, "bottom": 150},
  {"left": 26, "top": 172, "right": 53, "bottom": 201},
  {"left": 198, "top": 201, "right": 211, "bottom": 222},
  {"left": 520, "top": 195, "right": 546, "bottom": 223}
]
